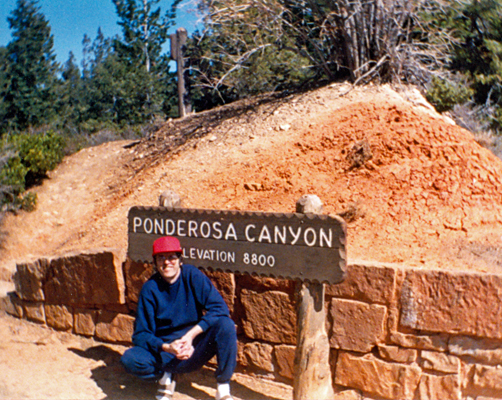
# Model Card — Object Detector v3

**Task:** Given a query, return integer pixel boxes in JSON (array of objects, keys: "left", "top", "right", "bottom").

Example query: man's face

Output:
[{"left": 155, "top": 252, "right": 182, "bottom": 284}]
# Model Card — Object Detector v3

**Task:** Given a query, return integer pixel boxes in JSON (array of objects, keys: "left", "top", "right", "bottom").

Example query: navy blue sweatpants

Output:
[{"left": 121, "top": 316, "right": 237, "bottom": 383}]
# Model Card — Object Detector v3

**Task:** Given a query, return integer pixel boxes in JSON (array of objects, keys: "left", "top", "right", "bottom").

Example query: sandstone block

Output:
[
  {"left": 335, "top": 352, "right": 421, "bottom": 400},
  {"left": 102, "top": 303, "right": 129, "bottom": 313},
  {"left": 400, "top": 270, "right": 502, "bottom": 339},
  {"left": 417, "top": 373, "right": 461, "bottom": 400},
  {"left": 0, "top": 266, "right": 12, "bottom": 281},
  {"left": 420, "top": 350, "right": 460, "bottom": 374},
  {"left": 472, "top": 364, "right": 502, "bottom": 392},
  {"left": 45, "top": 304, "right": 73, "bottom": 331},
  {"left": 475, "top": 397, "right": 502, "bottom": 400},
  {"left": 44, "top": 251, "right": 126, "bottom": 307},
  {"left": 13, "top": 259, "right": 49, "bottom": 301},
  {"left": 236, "top": 273, "right": 296, "bottom": 293},
  {"left": 123, "top": 257, "right": 154, "bottom": 306},
  {"left": 274, "top": 344, "right": 295, "bottom": 380},
  {"left": 243, "top": 342, "right": 274, "bottom": 372},
  {"left": 237, "top": 341, "right": 247, "bottom": 367},
  {"left": 203, "top": 270, "right": 235, "bottom": 314},
  {"left": 378, "top": 344, "right": 417, "bottom": 364},
  {"left": 449, "top": 336, "right": 502, "bottom": 365},
  {"left": 329, "top": 298, "right": 386, "bottom": 352},
  {"left": 389, "top": 331, "right": 448, "bottom": 351},
  {"left": 332, "top": 388, "right": 362, "bottom": 400},
  {"left": 326, "top": 263, "right": 397, "bottom": 305},
  {"left": 23, "top": 301, "right": 45, "bottom": 324},
  {"left": 1, "top": 292, "right": 23, "bottom": 318},
  {"left": 241, "top": 289, "right": 296, "bottom": 344},
  {"left": 95, "top": 311, "right": 134, "bottom": 343},
  {"left": 74, "top": 308, "right": 97, "bottom": 336}
]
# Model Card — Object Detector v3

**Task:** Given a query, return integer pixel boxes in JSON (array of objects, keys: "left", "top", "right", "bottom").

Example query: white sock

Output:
[
  {"left": 216, "top": 382, "right": 230, "bottom": 399},
  {"left": 159, "top": 371, "right": 172, "bottom": 386}
]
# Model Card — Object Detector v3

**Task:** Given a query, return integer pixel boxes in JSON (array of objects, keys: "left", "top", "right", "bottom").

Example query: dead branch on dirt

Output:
[
  {"left": 131, "top": 91, "right": 290, "bottom": 171},
  {"left": 195, "top": 0, "right": 453, "bottom": 93}
]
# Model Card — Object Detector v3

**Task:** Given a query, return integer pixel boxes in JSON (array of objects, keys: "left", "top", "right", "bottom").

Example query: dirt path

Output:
[{"left": 0, "top": 311, "right": 292, "bottom": 400}]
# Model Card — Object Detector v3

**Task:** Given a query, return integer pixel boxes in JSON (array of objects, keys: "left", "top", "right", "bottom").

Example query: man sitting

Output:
[{"left": 121, "top": 236, "right": 237, "bottom": 400}]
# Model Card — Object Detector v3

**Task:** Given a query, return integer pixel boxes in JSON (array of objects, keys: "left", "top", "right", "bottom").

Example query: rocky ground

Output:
[
  {"left": 1, "top": 82, "right": 502, "bottom": 399},
  {"left": 0, "top": 311, "right": 292, "bottom": 400}
]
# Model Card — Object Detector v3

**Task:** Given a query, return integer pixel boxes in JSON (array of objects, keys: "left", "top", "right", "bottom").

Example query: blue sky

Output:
[{"left": 0, "top": 0, "right": 200, "bottom": 66}]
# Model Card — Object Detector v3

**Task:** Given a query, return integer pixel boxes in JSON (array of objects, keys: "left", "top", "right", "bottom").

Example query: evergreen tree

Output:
[
  {"left": 0, "top": 47, "right": 9, "bottom": 129},
  {"left": 79, "top": 29, "right": 117, "bottom": 128},
  {"left": 111, "top": 0, "right": 179, "bottom": 121},
  {"left": 113, "top": 0, "right": 178, "bottom": 71},
  {"left": 81, "top": 34, "right": 93, "bottom": 80},
  {"left": 76, "top": 26, "right": 177, "bottom": 128},
  {"left": 452, "top": 0, "right": 502, "bottom": 123},
  {"left": 423, "top": 0, "right": 502, "bottom": 131},
  {"left": 58, "top": 52, "right": 86, "bottom": 127},
  {"left": 1, "top": 0, "right": 59, "bottom": 133}
]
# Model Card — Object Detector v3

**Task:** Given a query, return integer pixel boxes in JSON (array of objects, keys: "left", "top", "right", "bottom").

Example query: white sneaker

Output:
[
  {"left": 216, "top": 395, "right": 234, "bottom": 400},
  {"left": 156, "top": 381, "right": 176, "bottom": 400}
]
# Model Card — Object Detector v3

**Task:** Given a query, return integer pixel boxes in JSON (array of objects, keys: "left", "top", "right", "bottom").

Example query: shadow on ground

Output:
[{"left": 70, "top": 345, "right": 287, "bottom": 400}]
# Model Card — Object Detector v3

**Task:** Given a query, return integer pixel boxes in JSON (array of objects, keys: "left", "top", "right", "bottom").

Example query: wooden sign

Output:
[{"left": 128, "top": 206, "right": 347, "bottom": 284}]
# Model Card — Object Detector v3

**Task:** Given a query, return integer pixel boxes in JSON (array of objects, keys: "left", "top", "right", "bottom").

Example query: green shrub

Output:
[
  {"left": 0, "top": 155, "right": 28, "bottom": 191},
  {"left": 0, "top": 130, "right": 64, "bottom": 211},
  {"left": 426, "top": 76, "right": 473, "bottom": 113},
  {"left": 19, "top": 192, "right": 37, "bottom": 211},
  {"left": 11, "top": 130, "right": 65, "bottom": 174}
]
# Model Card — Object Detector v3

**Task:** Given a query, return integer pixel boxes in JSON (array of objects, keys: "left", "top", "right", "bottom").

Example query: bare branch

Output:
[{"left": 192, "top": 0, "right": 454, "bottom": 96}]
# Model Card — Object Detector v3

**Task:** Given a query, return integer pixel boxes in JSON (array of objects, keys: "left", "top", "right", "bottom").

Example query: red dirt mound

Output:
[
  {"left": 1, "top": 84, "right": 501, "bottom": 275},
  {"left": 204, "top": 100, "right": 502, "bottom": 272}
]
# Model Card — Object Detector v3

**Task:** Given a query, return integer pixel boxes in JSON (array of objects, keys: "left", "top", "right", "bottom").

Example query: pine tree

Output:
[
  {"left": 1, "top": 0, "right": 59, "bottom": 133},
  {"left": 79, "top": 30, "right": 119, "bottom": 129},
  {"left": 113, "top": 0, "right": 178, "bottom": 71},
  {"left": 111, "top": 0, "right": 179, "bottom": 121},
  {"left": 452, "top": 0, "right": 502, "bottom": 102},
  {"left": 0, "top": 47, "right": 9, "bottom": 129},
  {"left": 59, "top": 52, "right": 86, "bottom": 127}
]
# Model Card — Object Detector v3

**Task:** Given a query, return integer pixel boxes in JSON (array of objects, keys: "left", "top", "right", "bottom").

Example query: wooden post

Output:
[
  {"left": 293, "top": 195, "right": 335, "bottom": 400},
  {"left": 158, "top": 189, "right": 181, "bottom": 208},
  {"left": 170, "top": 28, "right": 191, "bottom": 118}
]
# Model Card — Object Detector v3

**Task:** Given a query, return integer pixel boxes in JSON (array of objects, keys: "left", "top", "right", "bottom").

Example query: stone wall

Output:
[{"left": 3, "top": 250, "right": 502, "bottom": 400}]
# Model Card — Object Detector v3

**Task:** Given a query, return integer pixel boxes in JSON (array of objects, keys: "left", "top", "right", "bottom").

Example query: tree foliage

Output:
[
  {"left": 186, "top": 0, "right": 314, "bottom": 109},
  {"left": 113, "top": 0, "right": 178, "bottom": 71},
  {"left": 0, "top": 0, "right": 183, "bottom": 211},
  {"left": 0, "top": 0, "right": 59, "bottom": 134},
  {"left": 446, "top": 0, "right": 502, "bottom": 130},
  {"left": 187, "top": 0, "right": 452, "bottom": 106},
  {"left": 425, "top": 75, "right": 473, "bottom": 112},
  {"left": 110, "top": 0, "right": 179, "bottom": 122}
]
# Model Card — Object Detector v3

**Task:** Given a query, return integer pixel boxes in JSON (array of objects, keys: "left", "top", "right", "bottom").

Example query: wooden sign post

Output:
[
  {"left": 170, "top": 27, "right": 190, "bottom": 118},
  {"left": 127, "top": 196, "right": 346, "bottom": 397},
  {"left": 293, "top": 195, "right": 336, "bottom": 400}
]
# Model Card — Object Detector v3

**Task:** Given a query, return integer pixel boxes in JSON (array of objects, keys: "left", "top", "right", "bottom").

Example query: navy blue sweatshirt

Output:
[{"left": 132, "top": 264, "right": 230, "bottom": 354}]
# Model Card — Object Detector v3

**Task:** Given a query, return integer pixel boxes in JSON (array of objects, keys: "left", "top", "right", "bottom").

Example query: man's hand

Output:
[
  {"left": 162, "top": 325, "right": 203, "bottom": 360},
  {"left": 169, "top": 337, "right": 194, "bottom": 360}
]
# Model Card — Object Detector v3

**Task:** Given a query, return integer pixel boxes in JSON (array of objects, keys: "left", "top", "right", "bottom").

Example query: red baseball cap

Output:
[{"left": 152, "top": 236, "right": 183, "bottom": 257}]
